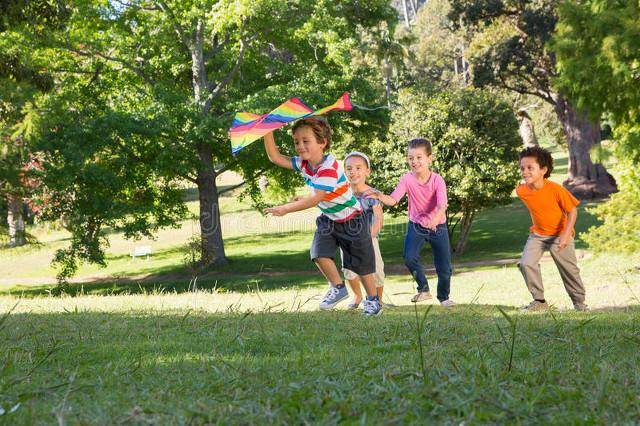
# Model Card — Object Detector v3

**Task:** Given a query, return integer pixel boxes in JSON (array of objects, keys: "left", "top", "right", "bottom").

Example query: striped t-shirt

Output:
[{"left": 292, "top": 153, "right": 362, "bottom": 222}]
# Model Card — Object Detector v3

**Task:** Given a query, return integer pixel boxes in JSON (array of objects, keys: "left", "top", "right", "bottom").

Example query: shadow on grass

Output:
[
  {"left": 553, "top": 155, "right": 569, "bottom": 175},
  {"left": 1, "top": 201, "right": 604, "bottom": 299},
  {"left": 4, "top": 273, "right": 327, "bottom": 298}
]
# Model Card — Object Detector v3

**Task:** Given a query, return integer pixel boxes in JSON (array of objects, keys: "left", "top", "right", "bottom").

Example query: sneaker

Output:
[
  {"left": 362, "top": 299, "right": 382, "bottom": 316},
  {"left": 411, "top": 291, "right": 432, "bottom": 303},
  {"left": 521, "top": 300, "right": 549, "bottom": 312},
  {"left": 440, "top": 299, "right": 456, "bottom": 308},
  {"left": 347, "top": 300, "right": 361, "bottom": 310},
  {"left": 574, "top": 303, "right": 589, "bottom": 311},
  {"left": 319, "top": 285, "right": 349, "bottom": 310}
]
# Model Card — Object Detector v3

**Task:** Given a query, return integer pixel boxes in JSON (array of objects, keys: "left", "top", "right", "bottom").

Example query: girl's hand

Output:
[
  {"left": 264, "top": 205, "right": 288, "bottom": 217},
  {"left": 425, "top": 219, "right": 438, "bottom": 231},
  {"left": 363, "top": 189, "right": 380, "bottom": 199}
]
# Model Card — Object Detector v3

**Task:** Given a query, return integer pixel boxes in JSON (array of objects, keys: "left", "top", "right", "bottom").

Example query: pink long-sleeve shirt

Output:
[{"left": 390, "top": 172, "right": 448, "bottom": 228}]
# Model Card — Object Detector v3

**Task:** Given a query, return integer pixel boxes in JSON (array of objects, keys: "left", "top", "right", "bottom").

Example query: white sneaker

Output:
[{"left": 440, "top": 299, "right": 456, "bottom": 308}]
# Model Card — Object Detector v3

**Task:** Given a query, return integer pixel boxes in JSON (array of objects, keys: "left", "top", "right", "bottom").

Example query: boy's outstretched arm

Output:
[
  {"left": 263, "top": 132, "right": 294, "bottom": 169},
  {"left": 558, "top": 207, "right": 578, "bottom": 250},
  {"left": 364, "top": 189, "right": 397, "bottom": 207},
  {"left": 264, "top": 190, "right": 327, "bottom": 216}
]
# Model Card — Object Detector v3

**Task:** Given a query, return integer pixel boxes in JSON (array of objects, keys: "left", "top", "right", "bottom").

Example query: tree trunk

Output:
[
  {"left": 189, "top": 19, "right": 227, "bottom": 267},
  {"left": 408, "top": 0, "right": 417, "bottom": 19},
  {"left": 384, "top": 58, "right": 392, "bottom": 108},
  {"left": 196, "top": 143, "right": 228, "bottom": 267},
  {"left": 7, "top": 193, "right": 26, "bottom": 247},
  {"left": 402, "top": 0, "right": 410, "bottom": 27},
  {"left": 517, "top": 110, "right": 539, "bottom": 148},
  {"left": 454, "top": 208, "right": 475, "bottom": 256},
  {"left": 554, "top": 95, "right": 617, "bottom": 199}
]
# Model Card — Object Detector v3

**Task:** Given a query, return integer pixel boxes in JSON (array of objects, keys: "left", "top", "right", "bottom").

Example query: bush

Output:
[
  {"left": 370, "top": 86, "right": 521, "bottom": 254},
  {"left": 584, "top": 163, "right": 640, "bottom": 253}
]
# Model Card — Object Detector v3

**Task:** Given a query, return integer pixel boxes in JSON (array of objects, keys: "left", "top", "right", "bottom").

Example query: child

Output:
[
  {"left": 366, "top": 138, "right": 455, "bottom": 307},
  {"left": 262, "top": 117, "right": 383, "bottom": 316},
  {"left": 341, "top": 152, "right": 386, "bottom": 309},
  {"left": 517, "top": 146, "right": 588, "bottom": 311}
]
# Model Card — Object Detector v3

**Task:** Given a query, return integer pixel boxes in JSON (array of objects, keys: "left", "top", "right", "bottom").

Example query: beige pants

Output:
[
  {"left": 343, "top": 237, "right": 385, "bottom": 287},
  {"left": 518, "top": 233, "right": 586, "bottom": 304}
]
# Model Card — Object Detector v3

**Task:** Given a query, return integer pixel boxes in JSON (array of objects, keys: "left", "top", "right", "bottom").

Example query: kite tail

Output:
[{"left": 351, "top": 102, "right": 390, "bottom": 111}]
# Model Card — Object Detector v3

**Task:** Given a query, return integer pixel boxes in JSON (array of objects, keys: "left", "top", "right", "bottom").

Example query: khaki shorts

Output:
[{"left": 342, "top": 236, "right": 385, "bottom": 287}]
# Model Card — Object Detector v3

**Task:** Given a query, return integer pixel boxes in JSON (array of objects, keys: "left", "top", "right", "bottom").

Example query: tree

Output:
[
  {"left": 370, "top": 86, "right": 521, "bottom": 254},
  {"left": 0, "top": 0, "right": 60, "bottom": 246},
  {"left": 449, "top": 0, "right": 617, "bottom": 199},
  {"left": 552, "top": 0, "right": 640, "bottom": 253},
  {"left": 13, "top": 0, "right": 396, "bottom": 277},
  {"left": 410, "top": 0, "right": 470, "bottom": 87},
  {"left": 516, "top": 107, "right": 539, "bottom": 148}
]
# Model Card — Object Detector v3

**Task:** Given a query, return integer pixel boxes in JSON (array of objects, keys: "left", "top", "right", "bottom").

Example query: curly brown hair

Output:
[
  {"left": 291, "top": 117, "right": 333, "bottom": 151},
  {"left": 519, "top": 146, "right": 554, "bottom": 178}
]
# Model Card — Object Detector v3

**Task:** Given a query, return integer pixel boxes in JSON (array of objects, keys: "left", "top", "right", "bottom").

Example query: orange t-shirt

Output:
[{"left": 516, "top": 180, "right": 580, "bottom": 236}]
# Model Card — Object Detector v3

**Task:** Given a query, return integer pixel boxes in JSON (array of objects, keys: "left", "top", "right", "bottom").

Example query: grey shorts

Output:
[{"left": 310, "top": 213, "right": 376, "bottom": 276}]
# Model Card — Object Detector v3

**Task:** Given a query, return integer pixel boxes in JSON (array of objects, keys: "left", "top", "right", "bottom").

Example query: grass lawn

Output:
[{"left": 1, "top": 251, "right": 640, "bottom": 424}]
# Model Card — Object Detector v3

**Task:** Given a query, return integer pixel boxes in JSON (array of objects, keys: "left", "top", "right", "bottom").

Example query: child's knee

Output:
[
  {"left": 518, "top": 258, "right": 538, "bottom": 272},
  {"left": 404, "top": 255, "right": 420, "bottom": 268}
]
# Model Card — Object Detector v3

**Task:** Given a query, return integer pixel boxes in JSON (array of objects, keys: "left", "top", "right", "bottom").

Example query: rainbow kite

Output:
[{"left": 229, "top": 92, "right": 353, "bottom": 155}]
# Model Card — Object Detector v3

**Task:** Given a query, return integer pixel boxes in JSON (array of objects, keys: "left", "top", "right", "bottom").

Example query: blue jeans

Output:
[{"left": 403, "top": 222, "right": 452, "bottom": 301}]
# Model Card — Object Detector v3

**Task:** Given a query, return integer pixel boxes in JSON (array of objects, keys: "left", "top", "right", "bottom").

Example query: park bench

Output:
[{"left": 131, "top": 245, "right": 152, "bottom": 260}]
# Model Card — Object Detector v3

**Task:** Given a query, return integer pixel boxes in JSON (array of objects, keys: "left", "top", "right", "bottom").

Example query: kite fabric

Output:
[{"left": 229, "top": 92, "right": 353, "bottom": 155}]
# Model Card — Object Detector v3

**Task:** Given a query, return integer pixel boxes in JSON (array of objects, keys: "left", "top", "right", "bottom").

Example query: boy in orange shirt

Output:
[{"left": 517, "top": 146, "right": 588, "bottom": 311}]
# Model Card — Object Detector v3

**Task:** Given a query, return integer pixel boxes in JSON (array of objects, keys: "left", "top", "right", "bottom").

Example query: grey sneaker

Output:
[
  {"left": 319, "top": 285, "right": 349, "bottom": 310},
  {"left": 362, "top": 299, "right": 382, "bottom": 316},
  {"left": 411, "top": 291, "right": 432, "bottom": 303},
  {"left": 521, "top": 300, "right": 549, "bottom": 312},
  {"left": 574, "top": 303, "right": 589, "bottom": 311},
  {"left": 440, "top": 299, "right": 456, "bottom": 308}
]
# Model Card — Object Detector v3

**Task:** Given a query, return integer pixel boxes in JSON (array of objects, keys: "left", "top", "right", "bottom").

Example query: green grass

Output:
[
  {"left": 2, "top": 298, "right": 640, "bottom": 423},
  {"left": 2, "top": 252, "right": 639, "bottom": 423}
]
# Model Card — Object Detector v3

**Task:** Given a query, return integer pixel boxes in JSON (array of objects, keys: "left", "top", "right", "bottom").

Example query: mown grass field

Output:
[
  {"left": 2, "top": 293, "right": 640, "bottom": 423},
  {"left": 2, "top": 148, "right": 639, "bottom": 423}
]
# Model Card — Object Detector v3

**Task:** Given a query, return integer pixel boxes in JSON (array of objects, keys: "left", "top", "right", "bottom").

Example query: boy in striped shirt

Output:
[{"left": 263, "top": 117, "right": 382, "bottom": 316}]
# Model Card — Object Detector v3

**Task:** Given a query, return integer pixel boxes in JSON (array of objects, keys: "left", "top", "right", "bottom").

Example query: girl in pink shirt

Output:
[{"left": 367, "top": 138, "right": 454, "bottom": 306}]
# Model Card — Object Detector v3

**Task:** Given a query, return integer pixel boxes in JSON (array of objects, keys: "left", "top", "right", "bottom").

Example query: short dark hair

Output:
[
  {"left": 519, "top": 146, "right": 553, "bottom": 178},
  {"left": 408, "top": 138, "right": 432, "bottom": 155},
  {"left": 291, "top": 117, "right": 333, "bottom": 151}
]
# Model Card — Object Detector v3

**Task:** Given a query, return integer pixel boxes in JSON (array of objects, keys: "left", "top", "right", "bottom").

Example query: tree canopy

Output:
[
  {"left": 5, "top": 0, "right": 396, "bottom": 278},
  {"left": 553, "top": 0, "right": 640, "bottom": 253}
]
